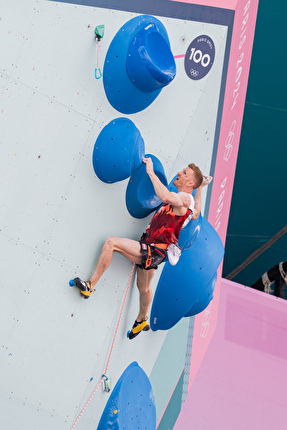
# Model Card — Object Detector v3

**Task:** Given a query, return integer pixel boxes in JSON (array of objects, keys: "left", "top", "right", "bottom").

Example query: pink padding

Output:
[
  {"left": 174, "top": 279, "right": 287, "bottom": 429},
  {"left": 185, "top": 0, "right": 259, "bottom": 391},
  {"left": 170, "top": 0, "right": 238, "bottom": 9}
]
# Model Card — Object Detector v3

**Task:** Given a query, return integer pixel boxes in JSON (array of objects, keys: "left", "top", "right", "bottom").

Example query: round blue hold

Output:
[
  {"left": 93, "top": 118, "right": 145, "bottom": 183},
  {"left": 126, "top": 154, "right": 167, "bottom": 218}
]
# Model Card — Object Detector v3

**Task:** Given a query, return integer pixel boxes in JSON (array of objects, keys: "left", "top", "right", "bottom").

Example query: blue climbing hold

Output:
[
  {"left": 127, "top": 23, "right": 176, "bottom": 93},
  {"left": 103, "top": 15, "right": 176, "bottom": 114},
  {"left": 151, "top": 216, "right": 224, "bottom": 331},
  {"left": 97, "top": 362, "right": 156, "bottom": 430},
  {"left": 126, "top": 154, "right": 167, "bottom": 218},
  {"left": 93, "top": 118, "right": 145, "bottom": 183},
  {"left": 184, "top": 272, "right": 217, "bottom": 317}
]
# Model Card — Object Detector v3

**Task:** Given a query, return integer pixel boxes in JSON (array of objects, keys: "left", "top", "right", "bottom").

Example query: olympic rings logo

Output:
[
  {"left": 190, "top": 69, "right": 199, "bottom": 77},
  {"left": 223, "top": 120, "right": 236, "bottom": 162},
  {"left": 200, "top": 309, "right": 211, "bottom": 338}
]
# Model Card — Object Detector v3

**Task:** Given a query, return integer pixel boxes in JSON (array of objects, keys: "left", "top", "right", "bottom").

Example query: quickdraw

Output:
[{"left": 95, "top": 25, "right": 104, "bottom": 79}]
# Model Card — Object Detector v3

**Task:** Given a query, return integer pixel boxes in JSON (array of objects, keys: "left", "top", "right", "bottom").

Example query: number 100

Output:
[{"left": 189, "top": 48, "right": 211, "bottom": 67}]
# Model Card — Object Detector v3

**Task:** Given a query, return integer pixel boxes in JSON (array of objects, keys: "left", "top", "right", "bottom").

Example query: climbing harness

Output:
[
  {"left": 95, "top": 25, "right": 104, "bottom": 79},
  {"left": 70, "top": 263, "right": 136, "bottom": 430}
]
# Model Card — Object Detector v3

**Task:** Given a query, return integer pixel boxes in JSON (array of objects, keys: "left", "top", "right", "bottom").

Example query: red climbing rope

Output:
[
  {"left": 103, "top": 263, "right": 135, "bottom": 375},
  {"left": 70, "top": 263, "right": 136, "bottom": 430},
  {"left": 70, "top": 377, "right": 104, "bottom": 430}
]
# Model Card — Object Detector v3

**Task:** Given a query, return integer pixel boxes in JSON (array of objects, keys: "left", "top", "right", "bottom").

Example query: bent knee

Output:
[{"left": 104, "top": 236, "right": 118, "bottom": 250}]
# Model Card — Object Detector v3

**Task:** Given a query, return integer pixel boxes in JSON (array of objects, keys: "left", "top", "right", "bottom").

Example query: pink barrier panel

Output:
[
  {"left": 171, "top": 0, "right": 238, "bottom": 7},
  {"left": 173, "top": 0, "right": 260, "bottom": 391},
  {"left": 174, "top": 279, "right": 287, "bottom": 430}
]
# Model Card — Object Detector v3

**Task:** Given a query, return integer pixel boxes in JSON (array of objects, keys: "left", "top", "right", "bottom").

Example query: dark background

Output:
[{"left": 222, "top": 0, "right": 287, "bottom": 284}]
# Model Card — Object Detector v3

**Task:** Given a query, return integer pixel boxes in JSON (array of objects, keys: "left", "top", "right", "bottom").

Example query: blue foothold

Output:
[
  {"left": 69, "top": 280, "right": 75, "bottom": 287},
  {"left": 127, "top": 330, "right": 131, "bottom": 339}
]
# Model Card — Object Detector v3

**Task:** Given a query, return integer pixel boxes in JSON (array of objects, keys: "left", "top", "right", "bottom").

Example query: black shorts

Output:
[{"left": 138, "top": 241, "right": 167, "bottom": 270}]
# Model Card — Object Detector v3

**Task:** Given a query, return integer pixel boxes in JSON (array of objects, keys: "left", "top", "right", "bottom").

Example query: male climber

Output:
[{"left": 71, "top": 157, "right": 212, "bottom": 339}]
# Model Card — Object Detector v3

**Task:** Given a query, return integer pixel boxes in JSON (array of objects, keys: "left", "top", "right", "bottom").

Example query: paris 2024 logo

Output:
[{"left": 185, "top": 35, "right": 215, "bottom": 80}]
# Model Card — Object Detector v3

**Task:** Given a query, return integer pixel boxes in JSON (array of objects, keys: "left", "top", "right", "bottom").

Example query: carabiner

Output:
[{"left": 95, "top": 68, "right": 102, "bottom": 79}]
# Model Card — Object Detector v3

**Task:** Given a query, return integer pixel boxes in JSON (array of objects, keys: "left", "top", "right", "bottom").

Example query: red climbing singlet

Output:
[{"left": 143, "top": 198, "right": 193, "bottom": 245}]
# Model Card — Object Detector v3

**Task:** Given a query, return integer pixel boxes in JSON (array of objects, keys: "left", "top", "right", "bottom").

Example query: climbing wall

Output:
[{"left": 0, "top": 0, "right": 258, "bottom": 429}]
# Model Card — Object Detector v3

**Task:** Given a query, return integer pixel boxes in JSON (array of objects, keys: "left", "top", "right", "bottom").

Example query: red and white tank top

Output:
[{"left": 144, "top": 194, "right": 194, "bottom": 245}]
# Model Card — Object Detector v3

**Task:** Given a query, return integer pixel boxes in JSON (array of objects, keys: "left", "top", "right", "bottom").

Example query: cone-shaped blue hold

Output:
[
  {"left": 127, "top": 23, "right": 176, "bottom": 92},
  {"left": 103, "top": 15, "right": 176, "bottom": 114},
  {"left": 92, "top": 118, "right": 145, "bottom": 184}
]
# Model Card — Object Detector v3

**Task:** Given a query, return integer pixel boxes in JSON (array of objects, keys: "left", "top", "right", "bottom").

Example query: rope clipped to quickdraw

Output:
[
  {"left": 70, "top": 263, "right": 136, "bottom": 430},
  {"left": 95, "top": 25, "right": 104, "bottom": 79}
]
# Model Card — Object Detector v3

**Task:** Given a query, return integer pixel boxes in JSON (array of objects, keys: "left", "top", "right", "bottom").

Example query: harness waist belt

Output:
[{"left": 150, "top": 243, "right": 169, "bottom": 249}]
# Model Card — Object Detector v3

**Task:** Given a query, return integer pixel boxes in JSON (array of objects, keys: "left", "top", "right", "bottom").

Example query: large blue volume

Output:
[
  {"left": 151, "top": 216, "right": 224, "bottom": 331},
  {"left": 97, "top": 362, "right": 156, "bottom": 430}
]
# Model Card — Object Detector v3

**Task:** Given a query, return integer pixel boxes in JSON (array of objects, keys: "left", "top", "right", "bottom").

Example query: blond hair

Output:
[{"left": 188, "top": 163, "right": 203, "bottom": 189}]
